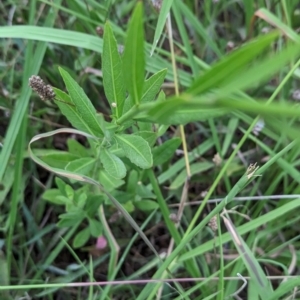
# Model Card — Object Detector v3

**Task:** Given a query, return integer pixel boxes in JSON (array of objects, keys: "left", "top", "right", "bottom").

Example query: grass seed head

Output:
[
  {"left": 28, "top": 75, "right": 55, "bottom": 101},
  {"left": 208, "top": 215, "right": 218, "bottom": 232}
]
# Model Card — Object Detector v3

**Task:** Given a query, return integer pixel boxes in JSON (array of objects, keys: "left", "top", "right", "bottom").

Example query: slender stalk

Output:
[
  {"left": 147, "top": 169, "right": 181, "bottom": 243},
  {"left": 6, "top": 116, "right": 27, "bottom": 282},
  {"left": 154, "top": 13, "right": 198, "bottom": 299},
  {"left": 116, "top": 102, "right": 153, "bottom": 125},
  {"left": 98, "top": 205, "right": 119, "bottom": 300},
  {"left": 166, "top": 15, "right": 191, "bottom": 179}
]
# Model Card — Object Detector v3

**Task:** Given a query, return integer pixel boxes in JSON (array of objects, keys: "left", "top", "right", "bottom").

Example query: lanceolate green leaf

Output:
[
  {"left": 141, "top": 69, "right": 167, "bottom": 103},
  {"left": 54, "top": 88, "right": 97, "bottom": 135},
  {"left": 172, "top": 0, "right": 199, "bottom": 76},
  {"left": 152, "top": 138, "right": 182, "bottom": 166},
  {"left": 150, "top": 0, "right": 174, "bottom": 55},
  {"left": 115, "top": 134, "right": 153, "bottom": 169},
  {"left": 136, "top": 37, "right": 300, "bottom": 124},
  {"left": 0, "top": 26, "right": 192, "bottom": 88},
  {"left": 216, "top": 41, "right": 300, "bottom": 97},
  {"left": 138, "top": 98, "right": 227, "bottom": 125},
  {"left": 123, "top": 3, "right": 145, "bottom": 105},
  {"left": 122, "top": 68, "right": 167, "bottom": 115},
  {"left": 187, "top": 31, "right": 279, "bottom": 96},
  {"left": 59, "top": 67, "right": 103, "bottom": 136},
  {"left": 0, "top": 26, "right": 104, "bottom": 51},
  {"left": 103, "top": 22, "right": 126, "bottom": 118},
  {"left": 152, "top": 107, "right": 227, "bottom": 125},
  {"left": 99, "top": 148, "right": 126, "bottom": 179},
  {"left": 137, "top": 93, "right": 300, "bottom": 125}
]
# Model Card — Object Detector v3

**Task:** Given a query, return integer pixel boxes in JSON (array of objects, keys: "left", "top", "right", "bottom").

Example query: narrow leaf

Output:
[
  {"left": 59, "top": 67, "right": 103, "bottom": 135},
  {"left": 150, "top": 0, "right": 174, "bottom": 55},
  {"left": 217, "top": 42, "right": 300, "bottom": 97},
  {"left": 141, "top": 69, "right": 167, "bottom": 103},
  {"left": 188, "top": 31, "right": 279, "bottom": 96},
  {"left": 123, "top": 3, "right": 145, "bottom": 105},
  {"left": 122, "top": 68, "right": 167, "bottom": 114},
  {"left": 115, "top": 134, "right": 153, "bottom": 169},
  {"left": 138, "top": 98, "right": 227, "bottom": 125},
  {"left": 103, "top": 22, "right": 126, "bottom": 118},
  {"left": 53, "top": 88, "right": 96, "bottom": 135},
  {"left": 153, "top": 138, "right": 182, "bottom": 166}
]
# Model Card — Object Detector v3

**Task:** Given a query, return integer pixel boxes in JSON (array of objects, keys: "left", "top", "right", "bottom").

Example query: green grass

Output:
[{"left": 1, "top": 0, "right": 300, "bottom": 299}]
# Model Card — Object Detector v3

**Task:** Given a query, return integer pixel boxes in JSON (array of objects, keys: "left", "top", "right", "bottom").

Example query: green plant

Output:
[
  {"left": 0, "top": 0, "right": 300, "bottom": 299},
  {"left": 30, "top": 2, "right": 300, "bottom": 234},
  {"left": 29, "top": 4, "right": 172, "bottom": 250}
]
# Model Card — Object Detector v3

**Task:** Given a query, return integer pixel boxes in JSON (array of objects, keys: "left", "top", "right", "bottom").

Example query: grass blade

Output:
[
  {"left": 150, "top": 0, "right": 174, "bottom": 56},
  {"left": 0, "top": 1, "right": 61, "bottom": 182},
  {"left": 123, "top": 3, "right": 145, "bottom": 105}
]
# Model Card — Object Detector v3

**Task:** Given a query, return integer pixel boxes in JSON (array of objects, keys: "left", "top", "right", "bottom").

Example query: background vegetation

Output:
[{"left": 1, "top": 0, "right": 300, "bottom": 299}]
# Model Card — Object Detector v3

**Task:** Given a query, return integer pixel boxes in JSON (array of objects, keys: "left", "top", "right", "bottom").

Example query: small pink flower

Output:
[{"left": 95, "top": 236, "right": 107, "bottom": 249}]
